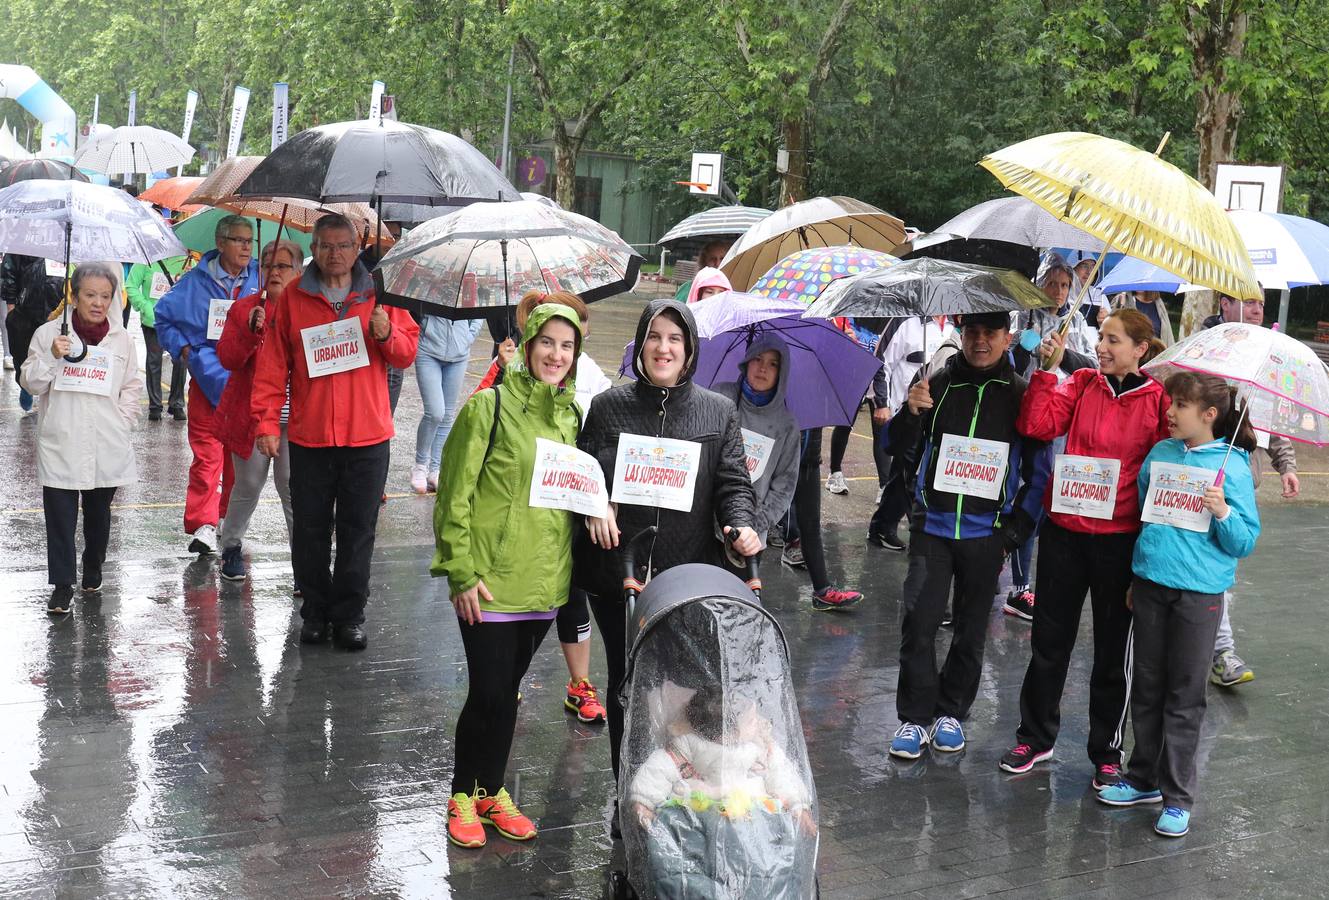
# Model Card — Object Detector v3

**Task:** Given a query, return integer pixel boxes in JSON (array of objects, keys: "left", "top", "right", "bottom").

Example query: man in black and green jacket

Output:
[{"left": 884, "top": 311, "right": 1050, "bottom": 760}]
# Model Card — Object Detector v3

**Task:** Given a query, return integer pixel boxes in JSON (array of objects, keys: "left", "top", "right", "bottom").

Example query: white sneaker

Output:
[
  {"left": 188, "top": 523, "right": 218, "bottom": 555},
  {"left": 410, "top": 463, "right": 428, "bottom": 494},
  {"left": 427, "top": 470, "right": 439, "bottom": 493},
  {"left": 826, "top": 471, "right": 849, "bottom": 495},
  {"left": 2, "top": 356, "right": 12, "bottom": 370}
]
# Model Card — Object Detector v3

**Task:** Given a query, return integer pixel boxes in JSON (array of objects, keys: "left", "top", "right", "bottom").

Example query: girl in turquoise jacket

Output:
[
  {"left": 431, "top": 303, "right": 584, "bottom": 851},
  {"left": 1098, "top": 372, "right": 1260, "bottom": 839}
]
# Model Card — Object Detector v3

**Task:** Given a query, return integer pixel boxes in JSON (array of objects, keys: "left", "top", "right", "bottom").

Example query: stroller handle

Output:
[
  {"left": 621, "top": 526, "right": 658, "bottom": 600},
  {"left": 724, "top": 528, "right": 762, "bottom": 598}
]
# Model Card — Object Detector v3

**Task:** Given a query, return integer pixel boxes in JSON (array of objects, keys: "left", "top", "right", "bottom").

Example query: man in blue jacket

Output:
[
  {"left": 884, "top": 312, "right": 1051, "bottom": 760},
  {"left": 155, "top": 214, "right": 260, "bottom": 555}
]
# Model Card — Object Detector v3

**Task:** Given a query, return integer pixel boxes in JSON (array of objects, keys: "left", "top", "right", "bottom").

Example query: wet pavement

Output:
[{"left": 1, "top": 293, "right": 1326, "bottom": 898}]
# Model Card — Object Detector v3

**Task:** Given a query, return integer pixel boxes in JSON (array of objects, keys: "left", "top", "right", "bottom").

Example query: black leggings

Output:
[
  {"left": 793, "top": 429, "right": 830, "bottom": 593},
  {"left": 829, "top": 407, "right": 890, "bottom": 484},
  {"left": 556, "top": 587, "right": 591, "bottom": 644},
  {"left": 588, "top": 590, "right": 629, "bottom": 778},
  {"left": 451, "top": 616, "right": 553, "bottom": 796}
]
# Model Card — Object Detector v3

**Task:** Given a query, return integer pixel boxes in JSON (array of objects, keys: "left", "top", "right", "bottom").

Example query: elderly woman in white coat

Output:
[{"left": 21, "top": 262, "right": 143, "bottom": 615}]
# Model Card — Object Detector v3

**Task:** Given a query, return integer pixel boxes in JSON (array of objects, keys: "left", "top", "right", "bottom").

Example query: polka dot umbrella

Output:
[{"left": 750, "top": 245, "right": 898, "bottom": 305}]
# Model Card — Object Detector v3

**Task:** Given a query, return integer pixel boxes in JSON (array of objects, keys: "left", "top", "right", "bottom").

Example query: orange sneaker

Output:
[
  {"left": 447, "top": 793, "right": 486, "bottom": 848},
  {"left": 475, "top": 787, "right": 537, "bottom": 841},
  {"left": 565, "top": 678, "right": 607, "bottom": 723}
]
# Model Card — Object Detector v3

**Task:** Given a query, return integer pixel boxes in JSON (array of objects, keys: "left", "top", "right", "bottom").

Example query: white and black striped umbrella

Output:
[
  {"left": 73, "top": 125, "right": 195, "bottom": 175},
  {"left": 656, "top": 205, "right": 772, "bottom": 247}
]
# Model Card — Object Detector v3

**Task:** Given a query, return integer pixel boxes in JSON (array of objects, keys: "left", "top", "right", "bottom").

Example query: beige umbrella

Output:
[
  {"left": 184, "top": 156, "right": 390, "bottom": 243},
  {"left": 718, "top": 196, "right": 907, "bottom": 290}
]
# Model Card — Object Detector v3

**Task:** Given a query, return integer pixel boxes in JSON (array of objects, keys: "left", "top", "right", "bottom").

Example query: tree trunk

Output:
[
  {"left": 778, "top": 114, "right": 808, "bottom": 207},
  {"left": 1187, "top": 2, "right": 1248, "bottom": 188},
  {"left": 553, "top": 127, "right": 578, "bottom": 211},
  {"left": 1195, "top": 82, "right": 1242, "bottom": 189}
]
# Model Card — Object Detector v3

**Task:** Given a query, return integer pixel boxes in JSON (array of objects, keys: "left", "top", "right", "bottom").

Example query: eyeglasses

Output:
[
  {"left": 316, "top": 242, "right": 358, "bottom": 253},
  {"left": 222, "top": 236, "right": 254, "bottom": 247},
  {"left": 263, "top": 263, "right": 294, "bottom": 272}
]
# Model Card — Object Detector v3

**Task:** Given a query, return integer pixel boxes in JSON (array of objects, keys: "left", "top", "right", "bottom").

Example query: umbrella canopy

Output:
[
  {"left": 935, "top": 196, "right": 1106, "bottom": 252},
  {"left": 185, "top": 155, "right": 390, "bottom": 240},
  {"left": 232, "top": 119, "right": 520, "bottom": 206},
  {"left": 520, "top": 191, "right": 561, "bottom": 208},
  {"left": 73, "top": 125, "right": 195, "bottom": 175},
  {"left": 0, "top": 178, "right": 186, "bottom": 263},
  {"left": 0, "top": 158, "right": 89, "bottom": 187},
  {"left": 173, "top": 207, "right": 313, "bottom": 256},
  {"left": 980, "top": 131, "right": 1260, "bottom": 300},
  {"left": 719, "top": 196, "right": 908, "bottom": 290},
  {"left": 140, "top": 176, "right": 206, "bottom": 213},
  {"left": 750, "top": 246, "right": 897, "bottom": 304},
  {"left": 619, "top": 292, "right": 883, "bottom": 429},
  {"left": 1144, "top": 322, "right": 1329, "bottom": 445},
  {"left": 656, "top": 205, "right": 773, "bottom": 247},
  {"left": 897, "top": 233, "right": 1040, "bottom": 280},
  {"left": 804, "top": 257, "right": 1056, "bottom": 320},
  {"left": 1101, "top": 210, "right": 1329, "bottom": 294},
  {"left": 374, "top": 199, "right": 643, "bottom": 319}
]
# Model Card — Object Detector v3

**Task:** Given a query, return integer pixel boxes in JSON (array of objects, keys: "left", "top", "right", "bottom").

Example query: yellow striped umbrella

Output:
[{"left": 980, "top": 131, "right": 1260, "bottom": 301}]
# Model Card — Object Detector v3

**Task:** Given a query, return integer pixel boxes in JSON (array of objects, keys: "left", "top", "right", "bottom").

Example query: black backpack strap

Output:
[{"left": 483, "top": 387, "right": 502, "bottom": 465}]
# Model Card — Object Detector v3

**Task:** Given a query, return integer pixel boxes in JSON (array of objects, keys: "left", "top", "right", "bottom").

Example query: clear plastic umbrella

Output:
[
  {"left": 73, "top": 125, "right": 195, "bottom": 174},
  {"left": 374, "top": 199, "right": 643, "bottom": 321}
]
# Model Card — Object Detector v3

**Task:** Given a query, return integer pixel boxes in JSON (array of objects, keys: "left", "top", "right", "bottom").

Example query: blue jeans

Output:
[{"left": 414, "top": 353, "right": 468, "bottom": 471}]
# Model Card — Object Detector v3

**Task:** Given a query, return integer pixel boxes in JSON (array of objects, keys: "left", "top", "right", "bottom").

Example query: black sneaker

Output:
[
  {"left": 148, "top": 408, "right": 163, "bottom": 422},
  {"left": 48, "top": 585, "right": 74, "bottom": 615},
  {"left": 867, "top": 530, "right": 906, "bottom": 551},
  {"left": 1003, "top": 589, "right": 1035, "bottom": 621},
  {"left": 171, "top": 408, "right": 187, "bottom": 422},
  {"left": 82, "top": 568, "right": 102, "bottom": 592},
  {"left": 220, "top": 546, "right": 247, "bottom": 582},
  {"left": 999, "top": 743, "right": 1054, "bottom": 774}
]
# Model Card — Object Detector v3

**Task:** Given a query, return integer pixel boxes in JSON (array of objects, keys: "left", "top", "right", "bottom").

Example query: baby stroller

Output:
[{"left": 608, "top": 528, "right": 820, "bottom": 900}]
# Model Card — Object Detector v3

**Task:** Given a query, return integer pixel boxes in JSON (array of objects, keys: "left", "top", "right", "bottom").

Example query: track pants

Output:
[
  {"left": 1016, "top": 521, "right": 1136, "bottom": 766},
  {"left": 219, "top": 429, "right": 293, "bottom": 551},
  {"left": 452, "top": 616, "right": 554, "bottom": 796},
  {"left": 184, "top": 382, "right": 234, "bottom": 533},
  {"left": 1122, "top": 577, "right": 1223, "bottom": 810},
  {"left": 897, "top": 531, "right": 1006, "bottom": 725}
]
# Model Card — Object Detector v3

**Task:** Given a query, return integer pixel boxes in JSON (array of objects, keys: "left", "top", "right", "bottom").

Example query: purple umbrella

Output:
[{"left": 620, "top": 291, "right": 882, "bottom": 429}]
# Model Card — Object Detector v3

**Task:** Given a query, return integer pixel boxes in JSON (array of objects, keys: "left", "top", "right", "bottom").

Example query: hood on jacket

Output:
[
  {"left": 735, "top": 332, "right": 791, "bottom": 410},
  {"left": 521, "top": 302, "right": 584, "bottom": 387},
  {"left": 632, "top": 299, "right": 699, "bottom": 385},
  {"left": 686, "top": 267, "right": 732, "bottom": 304}
]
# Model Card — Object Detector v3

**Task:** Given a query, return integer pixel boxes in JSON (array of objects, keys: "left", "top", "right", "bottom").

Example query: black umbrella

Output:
[
  {"left": 231, "top": 119, "right": 519, "bottom": 206},
  {"left": 0, "top": 159, "right": 90, "bottom": 188},
  {"left": 898, "top": 233, "right": 1039, "bottom": 280},
  {"left": 803, "top": 257, "right": 1056, "bottom": 320}
]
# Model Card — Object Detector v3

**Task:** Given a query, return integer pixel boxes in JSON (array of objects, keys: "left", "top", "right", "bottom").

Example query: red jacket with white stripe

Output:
[
  {"left": 1017, "top": 367, "right": 1171, "bottom": 535},
  {"left": 251, "top": 263, "right": 419, "bottom": 448}
]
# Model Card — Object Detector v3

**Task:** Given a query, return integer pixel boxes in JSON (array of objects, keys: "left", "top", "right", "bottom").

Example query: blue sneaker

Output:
[
  {"left": 220, "top": 545, "right": 247, "bottom": 582},
  {"left": 930, "top": 716, "right": 965, "bottom": 752},
  {"left": 888, "top": 722, "right": 929, "bottom": 759},
  {"left": 1155, "top": 806, "right": 1190, "bottom": 837},
  {"left": 1097, "top": 782, "right": 1163, "bottom": 807}
]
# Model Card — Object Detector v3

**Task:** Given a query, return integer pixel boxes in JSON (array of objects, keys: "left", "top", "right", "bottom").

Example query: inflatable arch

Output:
[{"left": 0, "top": 64, "right": 76, "bottom": 159}]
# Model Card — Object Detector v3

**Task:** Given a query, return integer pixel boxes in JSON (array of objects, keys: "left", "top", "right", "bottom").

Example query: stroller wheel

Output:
[{"left": 608, "top": 869, "right": 635, "bottom": 900}]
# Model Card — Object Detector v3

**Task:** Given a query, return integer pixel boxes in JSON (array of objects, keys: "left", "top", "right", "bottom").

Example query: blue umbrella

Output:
[{"left": 619, "top": 291, "right": 882, "bottom": 429}]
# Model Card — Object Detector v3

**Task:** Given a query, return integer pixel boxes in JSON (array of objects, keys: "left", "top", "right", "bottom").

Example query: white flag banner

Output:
[
  {"left": 91, "top": 94, "right": 99, "bottom": 127},
  {"left": 226, "top": 86, "right": 250, "bottom": 158},
  {"left": 271, "top": 82, "right": 289, "bottom": 151},
  {"left": 382, "top": 94, "right": 398, "bottom": 121},
  {"left": 178, "top": 89, "right": 197, "bottom": 176},
  {"left": 368, "top": 80, "right": 385, "bottom": 124},
  {"left": 127, "top": 90, "right": 137, "bottom": 126}
]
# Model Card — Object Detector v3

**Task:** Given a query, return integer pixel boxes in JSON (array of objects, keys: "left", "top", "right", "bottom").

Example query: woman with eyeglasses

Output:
[{"left": 213, "top": 239, "right": 305, "bottom": 585}]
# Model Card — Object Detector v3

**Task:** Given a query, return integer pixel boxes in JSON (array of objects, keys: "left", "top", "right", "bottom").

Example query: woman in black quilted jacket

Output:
[{"left": 576, "top": 298, "right": 759, "bottom": 780}]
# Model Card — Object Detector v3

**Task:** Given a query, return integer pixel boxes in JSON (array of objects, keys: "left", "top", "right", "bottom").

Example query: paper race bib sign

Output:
[
  {"left": 206, "top": 298, "right": 235, "bottom": 341},
  {"left": 150, "top": 271, "right": 171, "bottom": 299},
  {"left": 932, "top": 433, "right": 1008, "bottom": 500},
  {"left": 301, "top": 318, "right": 369, "bottom": 378},
  {"left": 1050, "top": 454, "right": 1121, "bottom": 519},
  {"left": 53, "top": 345, "right": 115, "bottom": 396},
  {"left": 45, "top": 259, "right": 66, "bottom": 278},
  {"left": 529, "top": 438, "right": 608, "bottom": 517},
  {"left": 610, "top": 433, "right": 702, "bottom": 512},
  {"left": 740, "top": 428, "right": 776, "bottom": 483},
  {"left": 1141, "top": 462, "right": 1214, "bottom": 533}
]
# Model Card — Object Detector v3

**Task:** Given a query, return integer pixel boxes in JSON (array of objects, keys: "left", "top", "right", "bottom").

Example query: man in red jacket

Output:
[{"left": 251, "top": 214, "right": 420, "bottom": 650}]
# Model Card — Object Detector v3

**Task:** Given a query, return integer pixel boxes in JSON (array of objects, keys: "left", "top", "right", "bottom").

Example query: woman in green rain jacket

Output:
[{"left": 431, "top": 302, "right": 584, "bottom": 849}]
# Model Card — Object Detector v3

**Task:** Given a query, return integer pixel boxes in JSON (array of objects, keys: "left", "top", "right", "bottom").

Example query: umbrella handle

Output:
[
  {"left": 1212, "top": 400, "right": 1250, "bottom": 490},
  {"left": 59, "top": 222, "right": 89, "bottom": 364}
]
